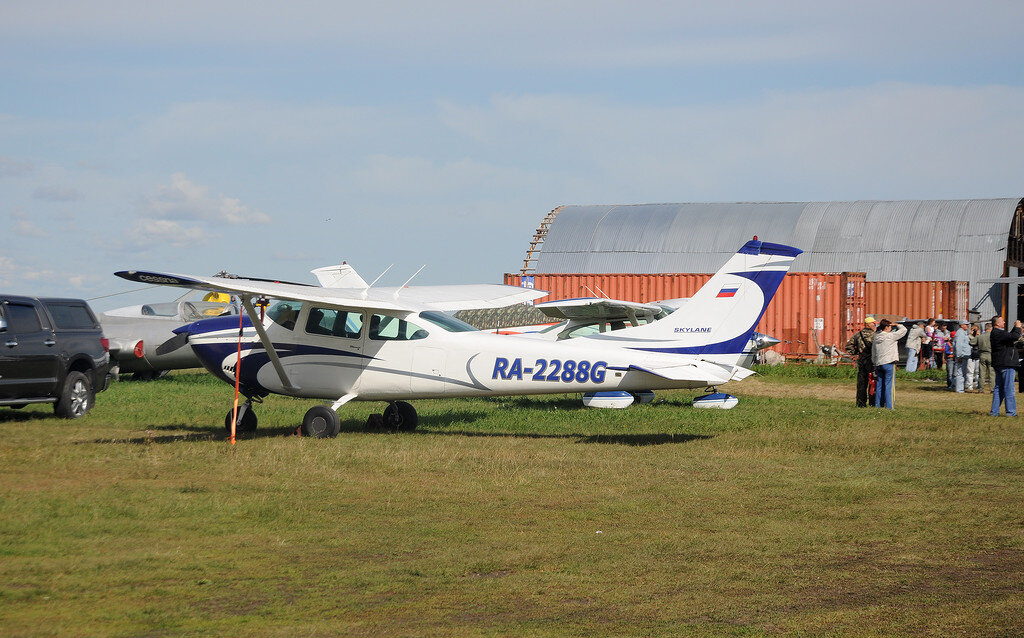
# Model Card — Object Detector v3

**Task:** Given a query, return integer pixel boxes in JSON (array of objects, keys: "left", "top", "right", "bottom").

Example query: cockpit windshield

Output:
[
  {"left": 539, "top": 321, "right": 567, "bottom": 334},
  {"left": 268, "top": 301, "right": 302, "bottom": 331},
  {"left": 419, "top": 311, "right": 478, "bottom": 333}
]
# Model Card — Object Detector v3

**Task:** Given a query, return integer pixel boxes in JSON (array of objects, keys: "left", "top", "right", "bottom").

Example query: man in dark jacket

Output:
[
  {"left": 845, "top": 316, "right": 877, "bottom": 407},
  {"left": 989, "top": 315, "right": 1022, "bottom": 416}
]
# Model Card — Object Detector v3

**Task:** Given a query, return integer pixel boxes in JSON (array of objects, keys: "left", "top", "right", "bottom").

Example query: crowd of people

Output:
[{"left": 844, "top": 315, "right": 1024, "bottom": 415}]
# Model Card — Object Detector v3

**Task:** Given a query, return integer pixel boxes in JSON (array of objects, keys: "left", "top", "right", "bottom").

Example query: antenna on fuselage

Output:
[
  {"left": 394, "top": 265, "right": 426, "bottom": 298},
  {"left": 362, "top": 264, "right": 394, "bottom": 299},
  {"left": 367, "top": 265, "right": 393, "bottom": 288}
]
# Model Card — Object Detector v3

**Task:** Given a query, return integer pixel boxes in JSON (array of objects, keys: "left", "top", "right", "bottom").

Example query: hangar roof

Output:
[{"left": 529, "top": 199, "right": 1024, "bottom": 317}]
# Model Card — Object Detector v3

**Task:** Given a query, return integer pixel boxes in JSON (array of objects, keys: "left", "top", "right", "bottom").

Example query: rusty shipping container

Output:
[
  {"left": 864, "top": 281, "right": 969, "bottom": 321},
  {"left": 505, "top": 272, "right": 868, "bottom": 356}
]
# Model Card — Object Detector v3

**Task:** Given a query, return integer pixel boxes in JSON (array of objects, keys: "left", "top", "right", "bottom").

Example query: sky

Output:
[{"left": 2, "top": 1, "right": 1023, "bottom": 311}]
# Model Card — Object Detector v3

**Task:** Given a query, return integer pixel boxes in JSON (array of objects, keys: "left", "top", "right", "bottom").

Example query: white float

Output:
[
  {"left": 692, "top": 392, "right": 739, "bottom": 409},
  {"left": 582, "top": 391, "right": 635, "bottom": 409}
]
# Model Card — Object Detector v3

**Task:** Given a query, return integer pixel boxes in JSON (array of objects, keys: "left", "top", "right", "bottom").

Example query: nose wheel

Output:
[
  {"left": 383, "top": 401, "right": 418, "bottom": 431},
  {"left": 224, "top": 401, "right": 258, "bottom": 434}
]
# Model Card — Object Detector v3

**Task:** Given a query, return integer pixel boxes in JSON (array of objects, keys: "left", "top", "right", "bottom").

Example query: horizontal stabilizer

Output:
[{"left": 620, "top": 360, "right": 754, "bottom": 384}]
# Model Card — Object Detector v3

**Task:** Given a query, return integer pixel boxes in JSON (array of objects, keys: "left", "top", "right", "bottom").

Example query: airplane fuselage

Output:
[
  {"left": 119, "top": 238, "right": 801, "bottom": 435},
  {"left": 184, "top": 310, "right": 737, "bottom": 403}
]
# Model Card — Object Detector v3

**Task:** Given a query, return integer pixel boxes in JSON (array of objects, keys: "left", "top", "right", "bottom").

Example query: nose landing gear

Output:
[
  {"left": 224, "top": 399, "right": 258, "bottom": 435},
  {"left": 383, "top": 401, "right": 418, "bottom": 431}
]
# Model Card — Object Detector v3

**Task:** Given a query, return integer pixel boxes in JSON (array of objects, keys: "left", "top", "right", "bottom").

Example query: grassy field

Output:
[{"left": 1, "top": 367, "right": 1022, "bottom": 636}]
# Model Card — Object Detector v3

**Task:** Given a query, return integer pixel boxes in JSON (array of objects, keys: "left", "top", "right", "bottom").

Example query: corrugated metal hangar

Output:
[{"left": 508, "top": 199, "right": 1024, "bottom": 356}]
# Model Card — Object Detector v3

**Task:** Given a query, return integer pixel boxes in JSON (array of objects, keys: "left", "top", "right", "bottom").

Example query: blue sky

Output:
[{"left": 2, "top": 1, "right": 1023, "bottom": 310}]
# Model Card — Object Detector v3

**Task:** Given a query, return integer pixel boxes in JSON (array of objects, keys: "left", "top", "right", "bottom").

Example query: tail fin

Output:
[
  {"left": 625, "top": 239, "right": 802, "bottom": 355},
  {"left": 311, "top": 263, "right": 369, "bottom": 289}
]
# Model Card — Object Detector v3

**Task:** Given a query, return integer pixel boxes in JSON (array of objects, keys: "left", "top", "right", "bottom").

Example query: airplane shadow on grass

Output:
[
  {"left": 87, "top": 423, "right": 300, "bottom": 445},
  {"left": 415, "top": 429, "right": 712, "bottom": 446},
  {"left": 84, "top": 407, "right": 712, "bottom": 446},
  {"left": 480, "top": 396, "right": 592, "bottom": 411}
]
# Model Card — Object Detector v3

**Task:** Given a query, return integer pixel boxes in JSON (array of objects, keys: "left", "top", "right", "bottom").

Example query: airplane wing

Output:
[
  {"left": 114, "top": 270, "right": 548, "bottom": 312},
  {"left": 535, "top": 297, "right": 665, "bottom": 320}
]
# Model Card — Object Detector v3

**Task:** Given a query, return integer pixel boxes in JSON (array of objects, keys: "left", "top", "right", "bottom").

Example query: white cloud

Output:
[
  {"left": 33, "top": 185, "right": 81, "bottom": 201},
  {"left": 3, "top": 2, "right": 1022, "bottom": 70},
  {"left": 7, "top": 208, "right": 48, "bottom": 237},
  {"left": 350, "top": 155, "right": 541, "bottom": 201},
  {"left": 49, "top": 209, "right": 77, "bottom": 222},
  {"left": 0, "top": 256, "right": 15, "bottom": 286},
  {"left": 436, "top": 83, "right": 1024, "bottom": 201},
  {"left": 13, "top": 220, "right": 47, "bottom": 238},
  {"left": 0, "top": 255, "right": 100, "bottom": 291},
  {"left": 127, "top": 218, "right": 209, "bottom": 249},
  {"left": 140, "top": 102, "right": 383, "bottom": 151},
  {"left": 143, "top": 172, "right": 270, "bottom": 224},
  {"left": 0, "top": 155, "right": 33, "bottom": 177}
]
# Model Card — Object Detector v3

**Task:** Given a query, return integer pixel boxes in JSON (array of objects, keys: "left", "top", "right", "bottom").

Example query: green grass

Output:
[
  {"left": 1, "top": 371, "right": 1022, "bottom": 636},
  {"left": 753, "top": 362, "right": 950, "bottom": 382}
]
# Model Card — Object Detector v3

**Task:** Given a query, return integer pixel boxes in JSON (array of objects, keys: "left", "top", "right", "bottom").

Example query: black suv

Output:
[{"left": 0, "top": 295, "right": 111, "bottom": 418}]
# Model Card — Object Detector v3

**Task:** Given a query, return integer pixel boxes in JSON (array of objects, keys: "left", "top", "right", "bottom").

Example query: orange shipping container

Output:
[
  {"left": 865, "top": 281, "right": 969, "bottom": 321},
  {"left": 505, "top": 272, "right": 868, "bottom": 356}
]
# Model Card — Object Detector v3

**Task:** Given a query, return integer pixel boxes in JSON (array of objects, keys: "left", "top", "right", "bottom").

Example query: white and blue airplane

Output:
[{"left": 115, "top": 239, "right": 801, "bottom": 437}]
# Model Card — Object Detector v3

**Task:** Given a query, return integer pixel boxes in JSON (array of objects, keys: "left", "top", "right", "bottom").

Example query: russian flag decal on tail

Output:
[{"left": 717, "top": 286, "right": 739, "bottom": 298}]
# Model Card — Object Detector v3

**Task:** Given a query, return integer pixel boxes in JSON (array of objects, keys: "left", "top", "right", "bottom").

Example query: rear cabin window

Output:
[
  {"left": 44, "top": 302, "right": 98, "bottom": 329},
  {"left": 305, "top": 308, "right": 363, "bottom": 339},
  {"left": 368, "top": 314, "right": 428, "bottom": 341}
]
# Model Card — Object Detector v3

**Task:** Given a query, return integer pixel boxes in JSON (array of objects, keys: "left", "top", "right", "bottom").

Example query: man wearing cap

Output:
[
  {"left": 990, "top": 315, "right": 1022, "bottom": 416},
  {"left": 967, "top": 323, "right": 982, "bottom": 391},
  {"left": 905, "top": 321, "right": 926, "bottom": 372},
  {"left": 845, "top": 316, "right": 877, "bottom": 407},
  {"left": 977, "top": 323, "right": 994, "bottom": 392},
  {"left": 951, "top": 320, "right": 972, "bottom": 393}
]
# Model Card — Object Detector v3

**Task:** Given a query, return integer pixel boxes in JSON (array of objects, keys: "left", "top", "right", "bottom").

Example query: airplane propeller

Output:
[{"left": 155, "top": 332, "right": 189, "bottom": 356}]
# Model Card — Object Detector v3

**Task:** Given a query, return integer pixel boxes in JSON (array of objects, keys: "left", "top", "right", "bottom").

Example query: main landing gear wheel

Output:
[
  {"left": 383, "top": 401, "right": 418, "bottom": 432},
  {"left": 224, "top": 404, "right": 258, "bottom": 435},
  {"left": 302, "top": 405, "right": 340, "bottom": 438}
]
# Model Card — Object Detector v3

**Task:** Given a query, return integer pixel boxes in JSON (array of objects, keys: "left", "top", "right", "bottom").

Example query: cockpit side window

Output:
[
  {"left": 305, "top": 307, "right": 363, "bottom": 339},
  {"left": 369, "top": 314, "right": 428, "bottom": 341},
  {"left": 268, "top": 301, "right": 302, "bottom": 331}
]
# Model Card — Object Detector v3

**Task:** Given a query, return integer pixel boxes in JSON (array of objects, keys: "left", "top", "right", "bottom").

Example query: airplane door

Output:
[
  {"left": 411, "top": 347, "right": 446, "bottom": 395},
  {"left": 283, "top": 306, "right": 369, "bottom": 397}
]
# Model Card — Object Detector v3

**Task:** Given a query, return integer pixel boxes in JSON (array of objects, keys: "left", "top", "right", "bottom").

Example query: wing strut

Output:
[
  {"left": 230, "top": 305, "right": 244, "bottom": 446},
  {"left": 240, "top": 296, "right": 300, "bottom": 394}
]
